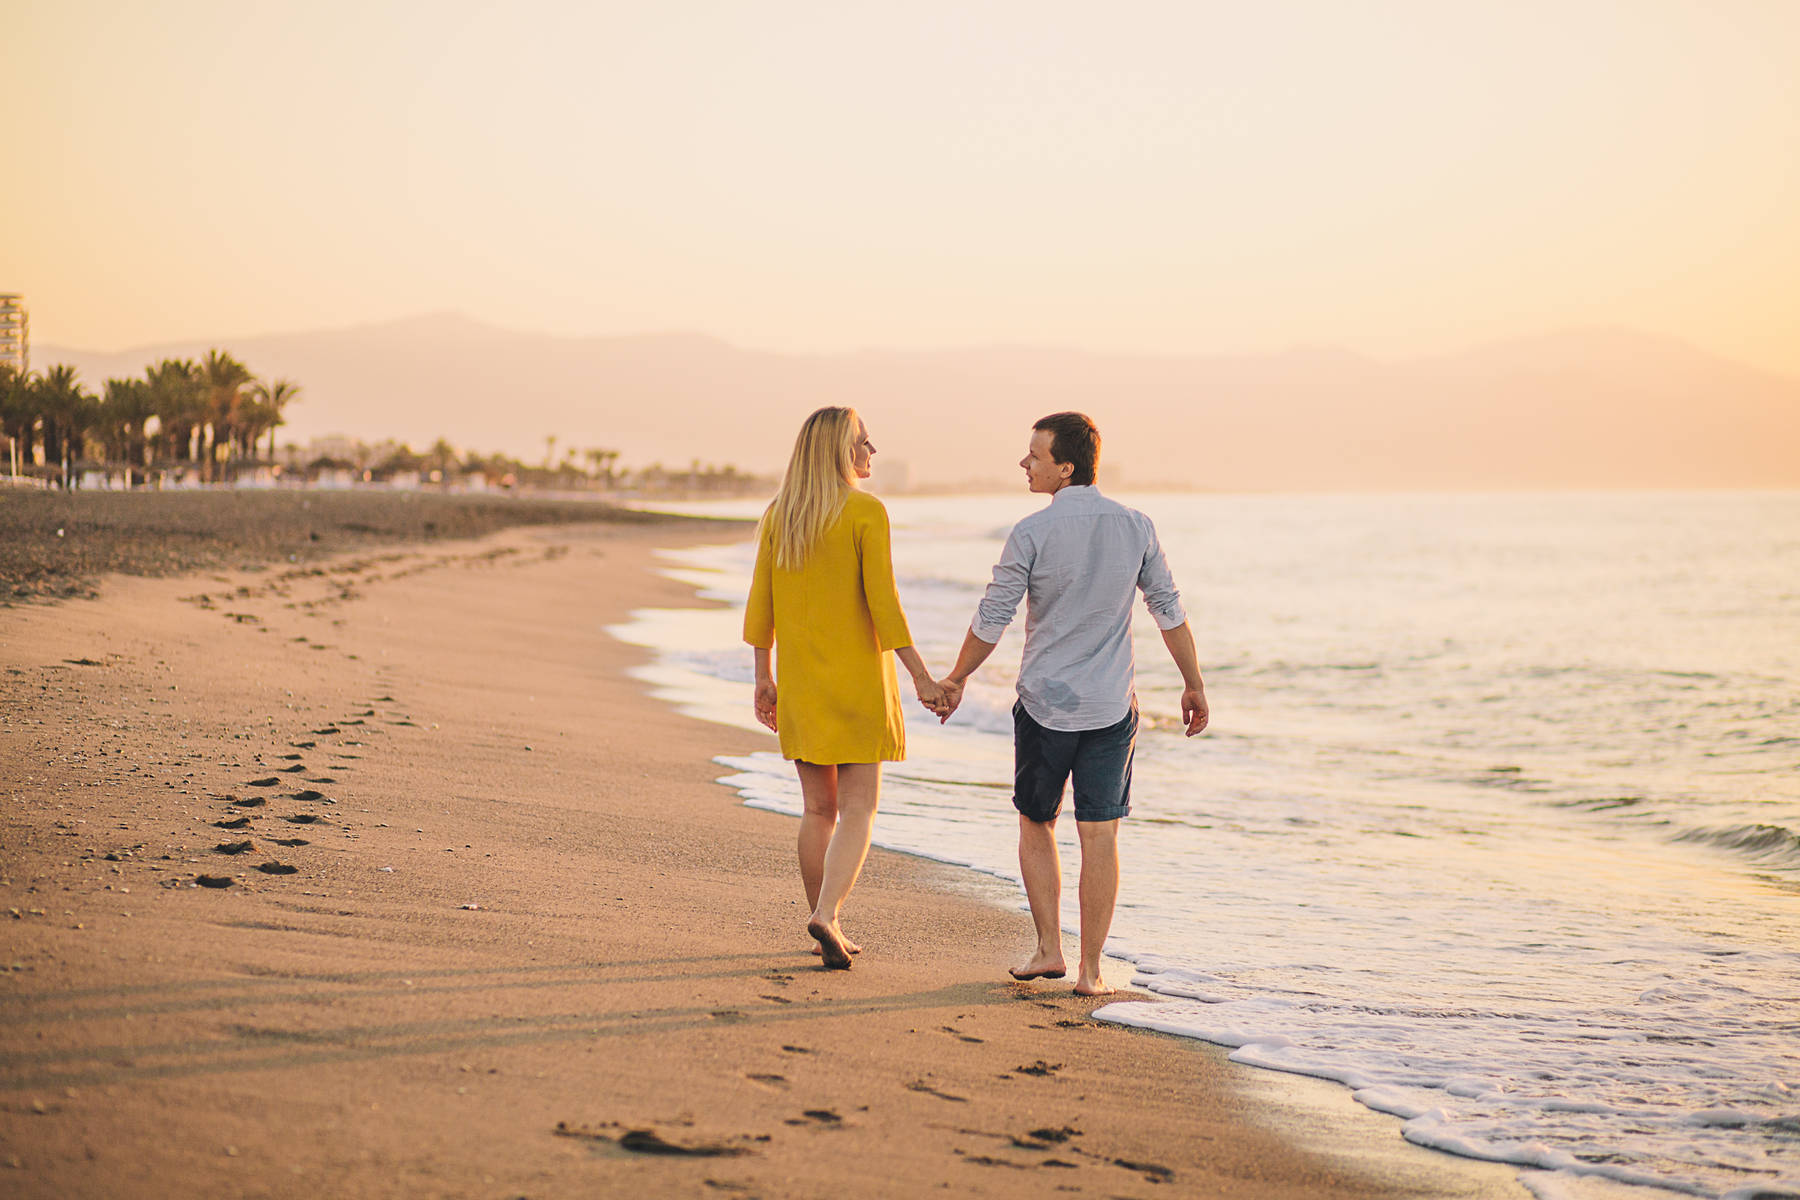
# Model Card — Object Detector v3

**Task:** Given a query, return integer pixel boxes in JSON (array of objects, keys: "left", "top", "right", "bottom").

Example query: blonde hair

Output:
[{"left": 761, "top": 406, "right": 861, "bottom": 570}]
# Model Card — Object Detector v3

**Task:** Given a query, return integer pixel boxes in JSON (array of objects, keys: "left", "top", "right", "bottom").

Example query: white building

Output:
[{"left": 0, "top": 294, "right": 26, "bottom": 376}]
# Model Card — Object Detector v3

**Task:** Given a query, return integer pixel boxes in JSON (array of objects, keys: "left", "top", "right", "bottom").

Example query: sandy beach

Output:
[{"left": 0, "top": 502, "right": 1528, "bottom": 1199}]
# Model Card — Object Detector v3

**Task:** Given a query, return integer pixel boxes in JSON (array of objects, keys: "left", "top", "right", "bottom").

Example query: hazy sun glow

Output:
[{"left": 4, "top": 0, "right": 1798, "bottom": 375}]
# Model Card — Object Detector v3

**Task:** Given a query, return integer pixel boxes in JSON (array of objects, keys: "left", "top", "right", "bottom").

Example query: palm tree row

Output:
[{"left": 0, "top": 350, "right": 301, "bottom": 486}]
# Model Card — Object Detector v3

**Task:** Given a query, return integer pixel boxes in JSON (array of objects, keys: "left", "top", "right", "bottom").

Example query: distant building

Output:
[{"left": 0, "top": 294, "right": 25, "bottom": 375}]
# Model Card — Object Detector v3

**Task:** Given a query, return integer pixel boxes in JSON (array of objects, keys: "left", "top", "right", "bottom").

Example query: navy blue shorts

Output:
[{"left": 1012, "top": 699, "right": 1137, "bottom": 824}]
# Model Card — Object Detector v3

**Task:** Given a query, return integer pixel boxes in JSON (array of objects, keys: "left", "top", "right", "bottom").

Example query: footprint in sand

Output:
[
  {"left": 309, "top": 727, "right": 340, "bottom": 736},
  {"left": 552, "top": 1124, "right": 752, "bottom": 1159},
  {"left": 1114, "top": 1156, "right": 1176, "bottom": 1182},
  {"left": 286, "top": 790, "right": 329, "bottom": 803},
  {"left": 290, "top": 741, "right": 316, "bottom": 749},
  {"left": 277, "top": 753, "right": 304, "bottom": 761},
  {"left": 745, "top": 1073, "right": 787, "bottom": 1088},
  {"left": 214, "top": 817, "right": 253, "bottom": 830},
  {"left": 780, "top": 1045, "right": 812, "bottom": 1055},
  {"left": 269, "top": 837, "right": 310, "bottom": 847},
  {"left": 758, "top": 995, "right": 794, "bottom": 1006},
  {"left": 783, "top": 1109, "right": 841, "bottom": 1128},
  {"left": 284, "top": 814, "right": 324, "bottom": 825},
  {"left": 905, "top": 1080, "right": 968, "bottom": 1103},
  {"left": 213, "top": 841, "right": 255, "bottom": 855},
  {"left": 940, "top": 1026, "right": 985, "bottom": 1044},
  {"left": 1013, "top": 1060, "right": 1061, "bottom": 1077},
  {"left": 194, "top": 875, "right": 234, "bottom": 888},
  {"left": 228, "top": 796, "right": 266, "bottom": 809},
  {"left": 255, "top": 862, "right": 298, "bottom": 875},
  {"left": 244, "top": 777, "right": 280, "bottom": 788},
  {"left": 277, "top": 764, "right": 307, "bottom": 774}
]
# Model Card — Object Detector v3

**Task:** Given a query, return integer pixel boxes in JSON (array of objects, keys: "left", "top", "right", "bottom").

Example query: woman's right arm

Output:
[
  {"left": 745, "top": 528, "right": 777, "bottom": 731},
  {"left": 753, "top": 646, "right": 778, "bottom": 731}
]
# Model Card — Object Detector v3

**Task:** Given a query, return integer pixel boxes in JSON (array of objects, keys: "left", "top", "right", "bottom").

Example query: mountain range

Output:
[{"left": 39, "top": 315, "right": 1800, "bottom": 491}]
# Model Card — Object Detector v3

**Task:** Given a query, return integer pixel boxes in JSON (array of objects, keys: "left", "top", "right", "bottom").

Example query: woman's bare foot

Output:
[
  {"left": 1073, "top": 971, "right": 1114, "bottom": 996},
  {"left": 809, "top": 936, "right": 862, "bottom": 957},
  {"left": 807, "top": 917, "right": 853, "bottom": 970},
  {"left": 1009, "top": 949, "right": 1066, "bottom": 981}
]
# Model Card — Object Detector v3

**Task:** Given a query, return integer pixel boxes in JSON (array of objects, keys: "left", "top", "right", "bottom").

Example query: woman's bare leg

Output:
[
  {"left": 795, "top": 762, "right": 861, "bottom": 955},
  {"left": 807, "top": 762, "right": 880, "bottom": 968},
  {"left": 795, "top": 762, "right": 837, "bottom": 911}
]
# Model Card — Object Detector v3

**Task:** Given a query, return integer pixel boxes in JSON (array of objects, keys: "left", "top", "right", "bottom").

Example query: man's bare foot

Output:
[
  {"left": 1073, "top": 973, "right": 1114, "bottom": 996},
  {"left": 1009, "top": 950, "right": 1066, "bottom": 981},
  {"left": 809, "top": 936, "right": 861, "bottom": 957},
  {"left": 807, "top": 918, "right": 853, "bottom": 970}
]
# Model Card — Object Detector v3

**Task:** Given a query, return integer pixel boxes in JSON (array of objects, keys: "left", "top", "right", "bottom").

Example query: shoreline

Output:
[{"left": 0, "top": 505, "right": 1527, "bottom": 1198}]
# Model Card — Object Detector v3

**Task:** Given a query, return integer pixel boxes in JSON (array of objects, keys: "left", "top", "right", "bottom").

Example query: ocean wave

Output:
[{"left": 1673, "top": 823, "right": 1800, "bottom": 868}]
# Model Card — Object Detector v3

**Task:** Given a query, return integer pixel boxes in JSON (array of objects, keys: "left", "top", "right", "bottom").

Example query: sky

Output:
[{"left": 4, "top": 0, "right": 1798, "bottom": 376}]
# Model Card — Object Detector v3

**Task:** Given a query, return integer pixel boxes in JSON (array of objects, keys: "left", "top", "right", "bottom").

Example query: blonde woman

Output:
[{"left": 744, "top": 407, "right": 944, "bottom": 969}]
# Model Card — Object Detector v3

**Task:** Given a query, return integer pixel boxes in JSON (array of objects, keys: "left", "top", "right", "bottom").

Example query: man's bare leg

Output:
[
  {"left": 1012, "top": 815, "right": 1067, "bottom": 979},
  {"left": 1074, "top": 818, "right": 1120, "bottom": 995},
  {"left": 806, "top": 762, "right": 879, "bottom": 968}
]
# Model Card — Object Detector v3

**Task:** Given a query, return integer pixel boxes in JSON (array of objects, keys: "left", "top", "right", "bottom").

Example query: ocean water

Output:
[{"left": 611, "top": 491, "right": 1800, "bottom": 1200}]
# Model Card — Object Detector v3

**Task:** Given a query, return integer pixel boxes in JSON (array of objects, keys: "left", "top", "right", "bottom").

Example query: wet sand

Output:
[{"left": 0, "top": 504, "right": 1527, "bottom": 1198}]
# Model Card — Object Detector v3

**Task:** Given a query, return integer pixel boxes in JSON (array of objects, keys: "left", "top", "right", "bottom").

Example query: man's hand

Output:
[
  {"left": 1180, "top": 687, "right": 1208, "bottom": 737},
  {"left": 914, "top": 675, "right": 947, "bottom": 716},
  {"left": 935, "top": 679, "right": 964, "bottom": 723},
  {"left": 753, "top": 679, "right": 778, "bottom": 732}
]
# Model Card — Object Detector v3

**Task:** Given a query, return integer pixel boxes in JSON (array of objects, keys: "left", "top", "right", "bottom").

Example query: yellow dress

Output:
[{"left": 743, "top": 490, "right": 913, "bottom": 764}]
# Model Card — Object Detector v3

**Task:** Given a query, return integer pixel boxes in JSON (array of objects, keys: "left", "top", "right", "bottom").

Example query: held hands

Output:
[
  {"left": 1181, "top": 687, "right": 1209, "bottom": 737},
  {"left": 934, "top": 678, "right": 964, "bottom": 724},
  {"left": 913, "top": 675, "right": 949, "bottom": 720},
  {"left": 753, "top": 678, "right": 778, "bottom": 732}
]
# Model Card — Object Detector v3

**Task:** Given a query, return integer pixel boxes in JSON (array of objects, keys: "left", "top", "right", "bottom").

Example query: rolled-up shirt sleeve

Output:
[
  {"left": 971, "top": 525, "right": 1032, "bottom": 643},
  {"left": 1137, "top": 523, "right": 1187, "bottom": 630}
]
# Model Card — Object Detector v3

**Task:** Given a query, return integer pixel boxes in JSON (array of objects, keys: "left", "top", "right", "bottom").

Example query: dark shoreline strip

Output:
[{"left": 0, "top": 488, "right": 747, "bottom": 602}]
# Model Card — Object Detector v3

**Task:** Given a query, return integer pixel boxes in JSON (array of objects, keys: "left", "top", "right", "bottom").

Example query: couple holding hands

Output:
[{"left": 745, "top": 407, "right": 1207, "bottom": 995}]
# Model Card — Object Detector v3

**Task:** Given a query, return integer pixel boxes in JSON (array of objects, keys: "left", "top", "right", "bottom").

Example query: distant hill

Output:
[{"left": 38, "top": 316, "right": 1800, "bottom": 490}]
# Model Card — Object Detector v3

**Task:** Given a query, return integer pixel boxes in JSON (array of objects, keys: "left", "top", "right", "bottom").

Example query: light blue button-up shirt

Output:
[{"left": 971, "top": 485, "right": 1187, "bottom": 732}]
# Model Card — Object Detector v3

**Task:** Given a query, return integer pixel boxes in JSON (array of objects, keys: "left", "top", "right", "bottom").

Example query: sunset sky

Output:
[{"left": 5, "top": 0, "right": 1798, "bottom": 376}]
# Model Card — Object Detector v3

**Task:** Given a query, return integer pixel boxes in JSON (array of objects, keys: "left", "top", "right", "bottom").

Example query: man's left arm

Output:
[
  {"left": 1159, "top": 622, "right": 1209, "bottom": 736},
  {"left": 1138, "top": 523, "right": 1208, "bottom": 737}
]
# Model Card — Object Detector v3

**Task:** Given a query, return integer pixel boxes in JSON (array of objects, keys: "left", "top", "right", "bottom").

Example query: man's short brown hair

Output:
[{"left": 1034, "top": 412, "right": 1100, "bottom": 487}]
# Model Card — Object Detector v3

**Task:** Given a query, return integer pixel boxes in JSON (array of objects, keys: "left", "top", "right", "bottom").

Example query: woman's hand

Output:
[
  {"left": 754, "top": 678, "right": 778, "bottom": 732},
  {"left": 914, "top": 675, "right": 947, "bottom": 716}
]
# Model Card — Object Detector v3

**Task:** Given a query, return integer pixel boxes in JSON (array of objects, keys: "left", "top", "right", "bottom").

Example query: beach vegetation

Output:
[
  {"left": 2, "top": 357, "right": 768, "bottom": 496},
  {"left": 1, "top": 352, "right": 301, "bottom": 489}
]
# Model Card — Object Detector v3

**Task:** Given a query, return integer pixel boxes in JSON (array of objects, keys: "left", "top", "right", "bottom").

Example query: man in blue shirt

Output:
[{"left": 938, "top": 412, "right": 1208, "bottom": 995}]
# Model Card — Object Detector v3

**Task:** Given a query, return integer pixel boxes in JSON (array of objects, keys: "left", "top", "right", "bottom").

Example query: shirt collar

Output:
[{"left": 1050, "top": 484, "right": 1098, "bottom": 505}]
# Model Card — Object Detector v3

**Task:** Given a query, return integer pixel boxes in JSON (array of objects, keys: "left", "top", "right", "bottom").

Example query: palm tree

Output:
[
  {"left": 146, "top": 358, "right": 205, "bottom": 470},
  {"left": 425, "top": 437, "right": 459, "bottom": 481},
  {"left": 584, "top": 447, "right": 621, "bottom": 488},
  {"left": 245, "top": 378, "right": 301, "bottom": 463},
  {"left": 101, "top": 377, "right": 157, "bottom": 478},
  {"left": 35, "top": 365, "right": 96, "bottom": 486},
  {"left": 0, "top": 363, "right": 34, "bottom": 477},
  {"left": 199, "top": 349, "right": 254, "bottom": 481}
]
